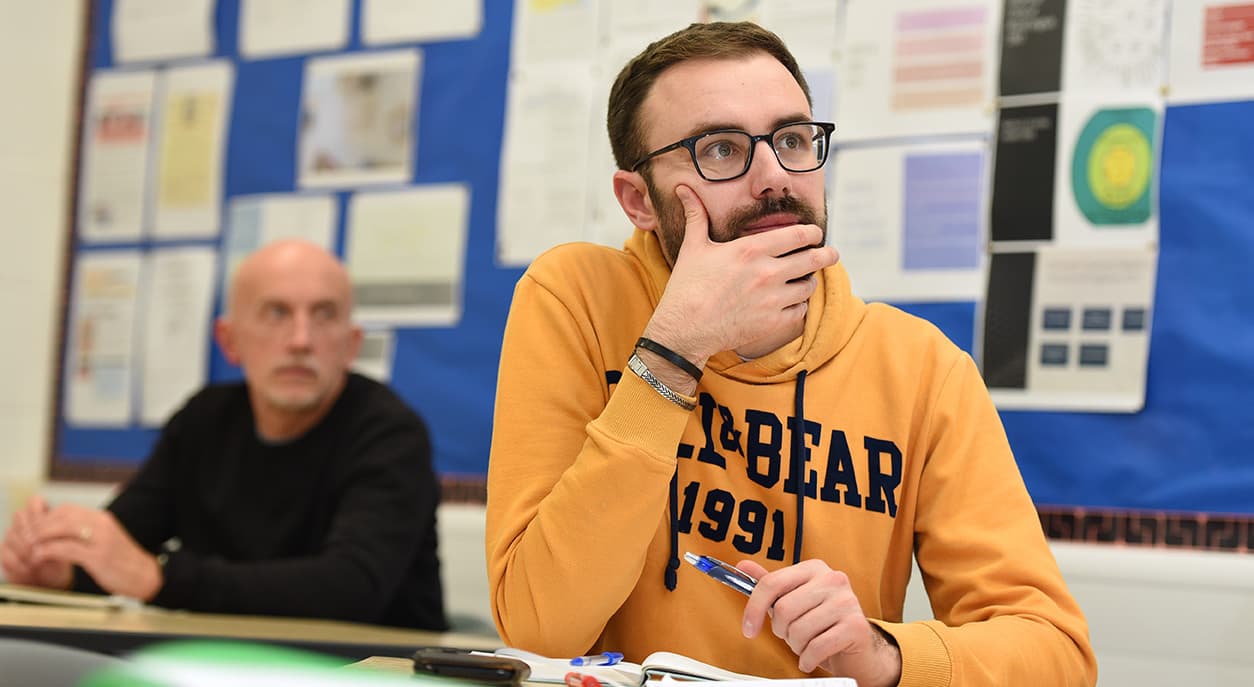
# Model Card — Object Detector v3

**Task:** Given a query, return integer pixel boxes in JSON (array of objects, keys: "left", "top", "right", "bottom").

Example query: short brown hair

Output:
[{"left": 606, "top": 22, "right": 811, "bottom": 171}]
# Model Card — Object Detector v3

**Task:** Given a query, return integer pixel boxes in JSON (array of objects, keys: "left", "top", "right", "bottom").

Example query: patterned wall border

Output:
[
  {"left": 1038, "top": 507, "right": 1253, "bottom": 553},
  {"left": 446, "top": 478, "right": 1253, "bottom": 554}
]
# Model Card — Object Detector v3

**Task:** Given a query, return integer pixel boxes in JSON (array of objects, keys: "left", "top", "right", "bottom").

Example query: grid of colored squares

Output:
[{"left": 1038, "top": 306, "right": 1147, "bottom": 368}]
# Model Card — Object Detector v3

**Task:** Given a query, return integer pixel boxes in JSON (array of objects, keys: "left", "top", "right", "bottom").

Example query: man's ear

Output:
[
  {"left": 612, "top": 169, "right": 658, "bottom": 231},
  {"left": 213, "top": 317, "right": 240, "bottom": 365}
]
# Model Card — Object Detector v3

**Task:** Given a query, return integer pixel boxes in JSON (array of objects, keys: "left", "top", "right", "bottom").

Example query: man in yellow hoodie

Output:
[{"left": 487, "top": 21, "right": 1096, "bottom": 687}]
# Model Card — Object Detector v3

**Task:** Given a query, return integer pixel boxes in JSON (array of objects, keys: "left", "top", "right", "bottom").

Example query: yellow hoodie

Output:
[{"left": 487, "top": 229, "right": 1096, "bottom": 687}]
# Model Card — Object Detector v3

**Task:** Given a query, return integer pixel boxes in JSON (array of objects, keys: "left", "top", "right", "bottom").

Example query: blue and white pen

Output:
[
  {"left": 683, "top": 551, "right": 758, "bottom": 597},
  {"left": 570, "top": 652, "right": 624, "bottom": 666}
]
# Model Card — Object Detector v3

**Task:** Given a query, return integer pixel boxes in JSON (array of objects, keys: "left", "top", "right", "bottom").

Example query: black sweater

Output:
[{"left": 75, "top": 373, "right": 448, "bottom": 630}]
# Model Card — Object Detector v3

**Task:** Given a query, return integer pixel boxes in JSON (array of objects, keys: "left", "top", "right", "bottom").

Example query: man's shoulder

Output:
[
  {"left": 859, "top": 302, "right": 968, "bottom": 360},
  {"left": 524, "top": 241, "right": 641, "bottom": 287},
  {"left": 335, "top": 373, "right": 427, "bottom": 429},
  {"left": 170, "top": 380, "right": 250, "bottom": 420}
]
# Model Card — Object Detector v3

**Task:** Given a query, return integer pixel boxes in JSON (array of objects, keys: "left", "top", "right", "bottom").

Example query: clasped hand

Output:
[
  {"left": 0, "top": 496, "right": 162, "bottom": 601},
  {"left": 645, "top": 185, "right": 840, "bottom": 364}
]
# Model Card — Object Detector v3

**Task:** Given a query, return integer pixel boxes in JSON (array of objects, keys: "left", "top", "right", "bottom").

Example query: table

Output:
[{"left": 0, "top": 602, "right": 499, "bottom": 662}]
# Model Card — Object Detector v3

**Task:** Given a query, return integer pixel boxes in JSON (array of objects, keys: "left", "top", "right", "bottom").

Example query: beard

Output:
[{"left": 645, "top": 181, "right": 828, "bottom": 266}]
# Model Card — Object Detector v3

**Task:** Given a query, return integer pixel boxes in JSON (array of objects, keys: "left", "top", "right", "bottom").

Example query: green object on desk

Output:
[{"left": 78, "top": 639, "right": 427, "bottom": 686}]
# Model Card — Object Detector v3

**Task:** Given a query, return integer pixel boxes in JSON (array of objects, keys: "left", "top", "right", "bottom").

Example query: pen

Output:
[
  {"left": 570, "top": 651, "right": 624, "bottom": 666},
  {"left": 683, "top": 551, "right": 758, "bottom": 597}
]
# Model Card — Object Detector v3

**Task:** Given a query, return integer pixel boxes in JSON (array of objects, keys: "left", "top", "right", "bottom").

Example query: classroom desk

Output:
[{"left": 0, "top": 602, "right": 498, "bottom": 662}]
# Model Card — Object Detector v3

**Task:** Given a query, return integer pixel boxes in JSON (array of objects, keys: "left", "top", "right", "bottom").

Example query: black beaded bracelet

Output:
[{"left": 635, "top": 336, "right": 703, "bottom": 382}]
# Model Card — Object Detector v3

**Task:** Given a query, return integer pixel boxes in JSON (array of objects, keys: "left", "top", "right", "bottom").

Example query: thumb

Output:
[{"left": 674, "top": 185, "right": 711, "bottom": 250}]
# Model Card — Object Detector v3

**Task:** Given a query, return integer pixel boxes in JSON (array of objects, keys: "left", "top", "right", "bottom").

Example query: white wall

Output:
[
  {"left": 0, "top": 2, "right": 116, "bottom": 517},
  {"left": 3, "top": 5, "right": 1254, "bottom": 687}
]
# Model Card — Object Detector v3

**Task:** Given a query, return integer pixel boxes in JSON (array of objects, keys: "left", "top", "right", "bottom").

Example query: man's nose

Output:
[
  {"left": 287, "top": 312, "right": 313, "bottom": 350},
  {"left": 747, "top": 138, "right": 792, "bottom": 198}
]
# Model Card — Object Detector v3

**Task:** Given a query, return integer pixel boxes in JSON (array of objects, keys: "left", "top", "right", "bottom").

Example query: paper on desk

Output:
[
  {"left": 0, "top": 583, "right": 142, "bottom": 610},
  {"left": 656, "top": 679, "right": 856, "bottom": 687}
]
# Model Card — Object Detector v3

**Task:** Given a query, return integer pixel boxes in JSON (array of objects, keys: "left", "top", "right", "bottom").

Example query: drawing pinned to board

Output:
[
  {"left": 1052, "top": 98, "right": 1160, "bottom": 247},
  {"left": 1070, "top": 107, "right": 1156, "bottom": 226},
  {"left": 1061, "top": 0, "right": 1167, "bottom": 95},
  {"left": 298, "top": 49, "right": 421, "bottom": 188}
]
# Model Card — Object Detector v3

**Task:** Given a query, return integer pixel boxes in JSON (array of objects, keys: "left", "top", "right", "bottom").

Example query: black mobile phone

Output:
[{"left": 411, "top": 646, "right": 531, "bottom": 685}]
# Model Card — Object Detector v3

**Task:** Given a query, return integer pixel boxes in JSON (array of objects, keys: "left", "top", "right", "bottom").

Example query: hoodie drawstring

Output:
[
  {"left": 665, "top": 368, "right": 809, "bottom": 591},
  {"left": 791, "top": 369, "right": 808, "bottom": 564},
  {"left": 666, "top": 470, "right": 680, "bottom": 590}
]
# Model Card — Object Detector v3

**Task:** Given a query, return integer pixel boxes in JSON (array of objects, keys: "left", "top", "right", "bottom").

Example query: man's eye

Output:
[
  {"left": 777, "top": 133, "right": 804, "bottom": 150},
  {"left": 700, "top": 138, "right": 743, "bottom": 161},
  {"left": 313, "top": 304, "right": 337, "bottom": 321}
]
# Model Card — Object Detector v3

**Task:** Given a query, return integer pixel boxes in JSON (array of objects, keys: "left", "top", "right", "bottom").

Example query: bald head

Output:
[
  {"left": 226, "top": 239, "right": 353, "bottom": 319},
  {"left": 215, "top": 239, "right": 362, "bottom": 440}
]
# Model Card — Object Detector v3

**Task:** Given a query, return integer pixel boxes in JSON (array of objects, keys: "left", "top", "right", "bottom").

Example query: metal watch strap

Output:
[{"left": 628, "top": 353, "right": 697, "bottom": 411}]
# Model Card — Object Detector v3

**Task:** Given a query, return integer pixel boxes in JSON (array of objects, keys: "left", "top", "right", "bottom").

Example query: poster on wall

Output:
[
  {"left": 238, "top": 0, "right": 350, "bottom": 59},
  {"left": 497, "top": 67, "right": 597, "bottom": 266},
  {"left": 1060, "top": 0, "right": 1167, "bottom": 96},
  {"left": 1167, "top": 0, "right": 1254, "bottom": 104},
  {"left": 345, "top": 184, "right": 471, "bottom": 326},
  {"left": 150, "top": 61, "right": 234, "bottom": 240},
  {"left": 78, "top": 69, "right": 158, "bottom": 244},
  {"left": 980, "top": 246, "right": 1157, "bottom": 412},
  {"left": 112, "top": 0, "right": 214, "bottom": 64},
  {"left": 1051, "top": 97, "right": 1161, "bottom": 247},
  {"left": 298, "top": 50, "right": 421, "bottom": 188},
  {"left": 219, "top": 193, "right": 338, "bottom": 306},
  {"left": 362, "top": 0, "right": 483, "bottom": 45},
  {"left": 829, "top": 139, "right": 988, "bottom": 302},
  {"left": 63, "top": 251, "right": 143, "bottom": 427},
  {"left": 837, "top": 0, "right": 1001, "bottom": 140},
  {"left": 138, "top": 247, "right": 217, "bottom": 426}
]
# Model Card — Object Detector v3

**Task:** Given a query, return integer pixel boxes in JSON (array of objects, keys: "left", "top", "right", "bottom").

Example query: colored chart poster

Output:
[
  {"left": 838, "top": 0, "right": 1000, "bottom": 140},
  {"left": 1053, "top": 99, "right": 1160, "bottom": 247}
]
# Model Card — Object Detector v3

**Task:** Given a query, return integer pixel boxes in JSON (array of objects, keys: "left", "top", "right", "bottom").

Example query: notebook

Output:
[
  {"left": 490, "top": 648, "right": 856, "bottom": 687},
  {"left": 0, "top": 582, "right": 140, "bottom": 610}
]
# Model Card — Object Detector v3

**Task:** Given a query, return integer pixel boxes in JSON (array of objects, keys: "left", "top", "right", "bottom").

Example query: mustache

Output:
[{"left": 724, "top": 195, "right": 823, "bottom": 238}]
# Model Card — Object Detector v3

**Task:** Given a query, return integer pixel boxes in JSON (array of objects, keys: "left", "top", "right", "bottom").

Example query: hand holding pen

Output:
[{"left": 683, "top": 551, "right": 758, "bottom": 596}]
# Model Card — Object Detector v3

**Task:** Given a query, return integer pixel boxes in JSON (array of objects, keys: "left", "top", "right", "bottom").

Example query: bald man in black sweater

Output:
[{"left": 1, "top": 240, "right": 446, "bottom": 630}]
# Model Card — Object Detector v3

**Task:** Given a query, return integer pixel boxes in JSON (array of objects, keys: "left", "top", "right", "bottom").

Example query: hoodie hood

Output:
[{"left": 624, "top": 227, "right": 868, "bottom": 380}]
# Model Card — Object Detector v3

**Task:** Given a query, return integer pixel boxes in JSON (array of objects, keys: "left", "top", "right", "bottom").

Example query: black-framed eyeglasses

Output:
[{"left": 630, "top": 121, "right": 836, "bottom": 182}]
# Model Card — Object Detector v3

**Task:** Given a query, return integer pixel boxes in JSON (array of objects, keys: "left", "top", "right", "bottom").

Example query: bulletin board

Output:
[{"left": 52, "top": 0, "right": 1254, "bottom": 550}]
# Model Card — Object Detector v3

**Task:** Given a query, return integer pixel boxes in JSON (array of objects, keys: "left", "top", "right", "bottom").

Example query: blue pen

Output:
[
  {"left": 683, "top": 551, "right": 757, "bottom": 597},
  {"left": 570, "top": 652, "right": 624, "bottom": 666}
]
